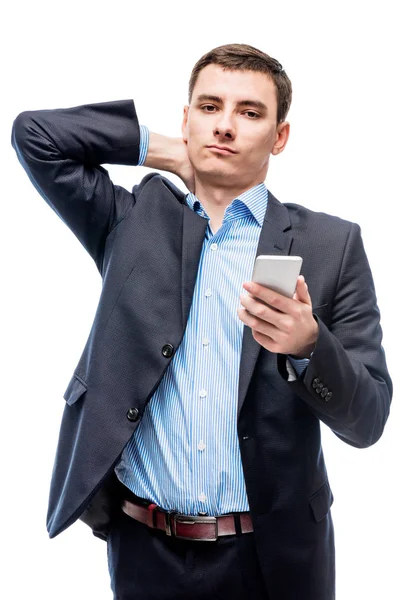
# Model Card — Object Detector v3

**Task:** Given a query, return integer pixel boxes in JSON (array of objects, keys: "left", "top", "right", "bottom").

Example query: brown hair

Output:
[{"left": 188, "top": 43, "right": 292, "bottom": 125}]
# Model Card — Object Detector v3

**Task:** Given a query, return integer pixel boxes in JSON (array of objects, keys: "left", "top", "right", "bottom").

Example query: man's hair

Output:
[{"left": 188, "top": 43, "right": 292, "bottom": 125}]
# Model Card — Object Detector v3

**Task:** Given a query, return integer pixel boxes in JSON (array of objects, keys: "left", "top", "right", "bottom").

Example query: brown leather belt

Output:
[{"left": 122, "top": 497, "right": 253, "bottom": 542}]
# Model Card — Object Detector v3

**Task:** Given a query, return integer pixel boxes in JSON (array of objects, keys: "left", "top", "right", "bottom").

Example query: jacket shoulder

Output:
[
  {"left": 282, "top": 201, "right": 360, "bottom": 245},
  {"left": 284, "top": 201, "right": 356, "bottom": 229},
  {"left": 132, "top": 172, "right": 186, "bottom": 204}
]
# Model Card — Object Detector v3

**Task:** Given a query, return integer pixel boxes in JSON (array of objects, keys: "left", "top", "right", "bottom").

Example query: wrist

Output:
[
  {"left": 290, "top": 345, "right": 314, "bottom": 360},
  {"left": 291, "top": 320, "right": 319, "bottom": 359},
  {"left": 144, "top": 132, "right": 182, "bottom": 174}
]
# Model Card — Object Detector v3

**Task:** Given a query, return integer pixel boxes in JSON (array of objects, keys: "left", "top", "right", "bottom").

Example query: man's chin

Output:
[{"left": 194, "top": 164, "right": 237, "bottom": 184}]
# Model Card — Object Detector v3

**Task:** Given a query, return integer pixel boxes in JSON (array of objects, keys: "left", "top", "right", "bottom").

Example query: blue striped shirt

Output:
[{"left": 115, "top": 125, "right": 308, "bottom": 515}]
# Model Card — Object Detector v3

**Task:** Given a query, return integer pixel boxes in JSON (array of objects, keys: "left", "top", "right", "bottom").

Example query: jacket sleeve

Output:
[
  {"left": 11, "top": 99, "right": 141, "bottom": 269},
  {"left": 279, "top": 222, "right": 393, "bottom": 448}
]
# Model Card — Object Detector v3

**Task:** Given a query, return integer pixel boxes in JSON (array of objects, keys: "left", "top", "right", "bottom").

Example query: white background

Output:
[{"left": 2, "top": 1, "right": 399, "bottom": 598}]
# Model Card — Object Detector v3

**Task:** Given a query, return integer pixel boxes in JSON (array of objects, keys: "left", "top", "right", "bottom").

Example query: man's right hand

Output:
[{"left": 144, "top": 132, "right": 195, "bottom": 193}]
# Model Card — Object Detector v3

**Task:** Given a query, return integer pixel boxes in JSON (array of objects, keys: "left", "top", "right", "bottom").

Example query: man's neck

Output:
[
  {"left": 192, "top": 176, "right": 265, "bottom": 234},
  {"left": 195, "top": 176, "right": 262, "bottom": 209}
]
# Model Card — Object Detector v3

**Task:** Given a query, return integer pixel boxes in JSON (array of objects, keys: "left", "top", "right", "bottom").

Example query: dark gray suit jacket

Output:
[{"left": 11, "top": 99, "right": 392, "bottom": 600}]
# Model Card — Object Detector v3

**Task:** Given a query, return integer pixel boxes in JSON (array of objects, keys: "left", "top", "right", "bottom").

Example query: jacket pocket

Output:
[
  {"left": 309, "top": 479, "right": 334, "bottom": 522},
  {"left": 312, "top": 303, "right": 329, "bottom": 311},
  {"left": 63, "top": 373, "right": 88, "bottom": 406}
]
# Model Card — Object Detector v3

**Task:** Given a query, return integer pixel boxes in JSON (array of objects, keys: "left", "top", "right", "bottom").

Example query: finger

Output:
[
  {"left": 242, "top": 281, "right": 293, "bottom": 315},
  {"left": 252, "top": 329, "right": 277, "bottom": 352},
  {"left": 237, "top": 306, "right": 280, "bottom": 339},
  {"left": 293, "top": 276, "right": 311, "bottom": 306},
  {"left": 239, "top": 293, "right": 290, "bottom": 330}
]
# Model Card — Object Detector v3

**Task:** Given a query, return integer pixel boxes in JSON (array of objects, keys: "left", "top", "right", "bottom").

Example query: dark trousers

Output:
[{"left": 107, "top": 507, "right": 270, "bottom": 599}]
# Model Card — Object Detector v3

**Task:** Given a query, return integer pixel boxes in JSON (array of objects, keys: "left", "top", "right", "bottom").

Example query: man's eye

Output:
[
  {"left": 245, "top": 111, "right": 259, "bottom": 119},
  {"left": 202, "top": 105, "right": 216, "bottom": 112}
]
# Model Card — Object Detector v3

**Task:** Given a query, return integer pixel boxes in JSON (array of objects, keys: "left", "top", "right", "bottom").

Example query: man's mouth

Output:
[{"left": 206, "top": 145, "right": 238, "bottom": 155}]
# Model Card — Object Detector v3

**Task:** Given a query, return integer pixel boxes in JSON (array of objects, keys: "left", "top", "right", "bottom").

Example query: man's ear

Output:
[
  {"left": 182, "top": 105, "right": 189, "bottom": 142},
  {"left": 271, "top": 121, "right": 290, "bottom": 156}
]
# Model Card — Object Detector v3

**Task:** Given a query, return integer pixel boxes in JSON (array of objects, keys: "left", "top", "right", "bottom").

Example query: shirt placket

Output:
[{"left": 191, "top": 224, "right": 224, "bottom": 514}]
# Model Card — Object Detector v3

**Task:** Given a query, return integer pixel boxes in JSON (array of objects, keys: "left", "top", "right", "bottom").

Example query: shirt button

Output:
[
  {"left": 199, "top": 389, "right": 207, "bottom": 398},
  {"left": 205, "top": 289, "right": 212, "bottom": 297},
  {"left": 210, "top": 243, "right": 218, "bottom": 251},
  {"left": 202, "top": 338, "right": 209, "bottom": 346},
  {"left": 198, "top": 493, "right": 207, "bottom": 502},
  {"left": 198, "top": 441, "right": 206, "bottom": 451}
]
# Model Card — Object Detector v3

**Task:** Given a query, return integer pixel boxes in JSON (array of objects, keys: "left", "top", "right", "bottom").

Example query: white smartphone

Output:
[{"left": 251, "top": 255, "right": 303, "bottom": 298}]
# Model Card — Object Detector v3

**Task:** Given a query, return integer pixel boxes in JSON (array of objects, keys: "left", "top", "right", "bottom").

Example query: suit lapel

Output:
[
  {"left": 158, "top": 178, "right": 207, "bottom": 330},
  {"left": 179, "top": 187, "right": 293, "bottom": 418},
  {"left": 181, "top": 204, "right": 208, "bottom": 327},
  {"left": 237, "top": 191, "right": 293, "bottom": 417}
]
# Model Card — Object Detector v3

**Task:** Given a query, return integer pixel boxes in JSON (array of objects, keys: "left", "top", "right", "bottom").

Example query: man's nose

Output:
[{"left": 213, "top": 113, "right": 236, "bottom": 139}]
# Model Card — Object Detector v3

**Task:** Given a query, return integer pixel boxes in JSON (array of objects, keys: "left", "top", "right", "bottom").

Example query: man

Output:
[{"left": 11, "top": 43, "right": 392, "bottom": 600}]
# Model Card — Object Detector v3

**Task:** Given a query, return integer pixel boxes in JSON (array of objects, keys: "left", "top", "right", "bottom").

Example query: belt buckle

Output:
[{"left": 172, "top": 514, "right": 218, "bottom": 542}]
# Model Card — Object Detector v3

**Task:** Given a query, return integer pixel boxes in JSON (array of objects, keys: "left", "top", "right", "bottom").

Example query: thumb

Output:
[{"left": 294, "top": 276, "right": 312, "bottom": 306}]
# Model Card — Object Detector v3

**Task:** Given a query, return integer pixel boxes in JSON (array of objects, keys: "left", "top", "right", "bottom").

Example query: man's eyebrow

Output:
[
  {"left": 238, "top": 99, "right": 268, "bottom": 112},
  {"left": 196, "top": 94, "right": 224, "bottom": 104},
  {"left": 195, "top": 94, "right": 268, "bottom": 113}
]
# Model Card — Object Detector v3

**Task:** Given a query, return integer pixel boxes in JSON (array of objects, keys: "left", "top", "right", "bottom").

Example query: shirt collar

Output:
[{"left": 185, "top": 182, "right": 268, "bottom": 228}]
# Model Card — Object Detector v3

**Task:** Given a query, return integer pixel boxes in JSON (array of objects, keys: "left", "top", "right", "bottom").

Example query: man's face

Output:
[{"left": 182, "top": 64, "right": 290, "bottom": 189}]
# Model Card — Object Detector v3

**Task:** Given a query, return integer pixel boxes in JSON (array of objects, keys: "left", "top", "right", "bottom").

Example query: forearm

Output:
[
  {"left": 11, "top": 99, "right": 141, "bottom": 264},
  {"left": 278, "top": 224, "right": 392, "bottom": 448},
  {"left": 280, "top": 317, "right": 392, "bottom": 448},
  {"left": 12, "top": 99, "right": 140, "bottom": 167}
]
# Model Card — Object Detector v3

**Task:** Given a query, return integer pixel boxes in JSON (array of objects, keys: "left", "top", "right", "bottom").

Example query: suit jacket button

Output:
[
  {"left": 316, "top": 383, "right": 324, "bottom": 394},
  {"left": 127, "top": 407, "right": 140, "bottom": 422},
  {"left": 312, "top": 377, "right": 320, "bottom": 389},
  {"left": 325, "top": 392, "right": 332, "bottom": 402},
  {"left": 162, "top": 344, "right": 174, "bottom": 358},
  {"left": 320, "top": 387, "right": 328, "bottom": 398}
]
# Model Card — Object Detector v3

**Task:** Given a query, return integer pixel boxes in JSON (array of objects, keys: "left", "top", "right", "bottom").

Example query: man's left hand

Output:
[{"left": 237, "top": 276, "right": 318, "bottom": 359}]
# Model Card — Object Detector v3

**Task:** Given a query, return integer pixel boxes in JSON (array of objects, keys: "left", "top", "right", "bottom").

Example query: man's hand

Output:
[
  {"left": 237, "top": 276, "right": 319, "bottom": 358},
  {"left": 175, "top": 138, "right": 195, "bottom": 193},
  {"left": 144, "top": 132, "right": 195, "bottom": 192}
]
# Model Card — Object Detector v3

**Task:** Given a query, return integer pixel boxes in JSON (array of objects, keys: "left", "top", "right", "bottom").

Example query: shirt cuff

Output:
[
  {"left": 286, "top": 356, "right": 310, "bottom": 381},
  {"left": 138, "top": 124, "right": 149, "bottom": 166}
]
